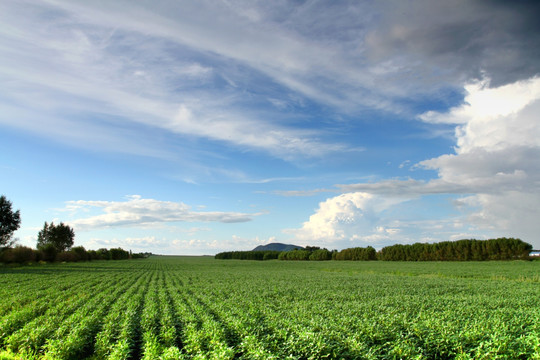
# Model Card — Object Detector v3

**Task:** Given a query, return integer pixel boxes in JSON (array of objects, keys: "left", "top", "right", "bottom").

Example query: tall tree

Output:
[
  {"left": 0, "top": 195, "right": 21, "bottom": 249},
  {"left": 37, "top": 222, "right": 75, "bottom": 253}
]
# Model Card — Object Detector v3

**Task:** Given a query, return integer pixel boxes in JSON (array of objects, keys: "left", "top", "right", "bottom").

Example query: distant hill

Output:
[{"left": 252, "top": 243, "right": 303, "bottom": 252}]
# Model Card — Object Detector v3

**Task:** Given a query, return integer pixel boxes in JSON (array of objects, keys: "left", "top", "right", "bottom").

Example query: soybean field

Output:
[{"left": 1, "top": 257, "right": 539, "bottom": 359}]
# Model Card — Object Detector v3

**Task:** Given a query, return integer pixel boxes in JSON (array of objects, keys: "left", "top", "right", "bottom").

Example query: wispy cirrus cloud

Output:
[
  {"left": 170, "top": 104, "right": 351, "bottom": 159},
  {"left": 0, "top": 0, "right": 353, "bottom": 162},
  {"left": 3, "top": 0, "right": 538, "bottom": 166}
]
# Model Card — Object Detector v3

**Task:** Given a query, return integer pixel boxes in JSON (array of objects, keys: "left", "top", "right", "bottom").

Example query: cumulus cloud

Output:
[
  {"left": 290, "top": 76, "right": 540, "bottom": 248},
  {"left": 285, "top": 192, "right": 406, "bottom": 248},
  {"left": 418, "top": 77, "right": 540, "bottom": 187},
  {"left": 66, "top": 195, "right": 256, "bottom": 230},
  {"left": 417, "top": 76, "right": 540, "bottom": 245},
  {"left": 341, "top": 77, "right": 540, "bottom": 197},
  {"left": 420, "top": 77, "right": 540, "bottom": 127}
]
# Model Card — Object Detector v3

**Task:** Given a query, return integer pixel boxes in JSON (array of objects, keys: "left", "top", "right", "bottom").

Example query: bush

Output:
[
  {"left": 215, "top": 250, "right": 280, "bottom": 260},
  {"left": 71, "top": 246, "right": 89, "bottom": 261},
  {"left": 335, "top": 246, "right": 377, "bottom": 261},
  {"left": 309, "top": 249, "right": 332, "bottom": 261},
  {"left": 38, "top": 243, "right": 57, "bottom": 262},
  {"left": 279, "top": 249, "right": 311, "bottom": 261},
  {"left": 109, "top": 248, "right": 130, "bottom": 260},
  {"left": 0, "top": 245, "right": 36, "bottom": 263},
  {"left": 263, "top": 251, "right": 279, "bottom": 260},
  {"left": 378, "top": 238, "right": 533, "bottom": 261},
  {"left": 97, "top": 248, "right": 112, "bottom": 260},
  {"left": 56, "top": 251, "right": 78, "bottom": 262}
]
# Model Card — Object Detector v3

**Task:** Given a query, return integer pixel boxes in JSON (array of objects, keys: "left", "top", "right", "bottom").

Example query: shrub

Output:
[
  {"left": 309, "top": 249, "right": 332, "bottom": 261},
  {"left": 97, "top": 248, "right": 112, "bottom": 260},
  {"left": 57, "top": 251, "right": 78, "bottom": 262},
  {"left": 71, "top": 246, "right": 89, "bottom": 261},
  {"left": 110, "top": 248, "right": 130, "bottom": 260},
  {"left": 215, "top": 250, "right": 280, "bottom": 260},
  {"left": 38, "top": 243, "right": 58, "bottom": 262},
  {"left": 0, "top": 245, "right": 36, "bottom": 263},
  {"left": 280, "top": 249, "right": 311, "bottom": 261},
  {"left": 335, "top": 246, "right": 377, "bottom": 261}
]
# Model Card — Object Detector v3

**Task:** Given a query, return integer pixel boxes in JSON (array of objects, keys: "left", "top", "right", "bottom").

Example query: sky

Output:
[{"left": 1, "top": 0, "right": 540, "bottom": 254}]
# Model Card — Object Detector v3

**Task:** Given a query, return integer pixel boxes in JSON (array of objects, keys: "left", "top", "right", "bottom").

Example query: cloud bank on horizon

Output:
[{"left": 1, "top": 0, "right": 539, "bottom": 253}]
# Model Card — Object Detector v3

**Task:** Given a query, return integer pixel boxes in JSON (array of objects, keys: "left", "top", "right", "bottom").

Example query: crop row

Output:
[{"left": 1, "top": 258, "right": 539, "bottom": 359}]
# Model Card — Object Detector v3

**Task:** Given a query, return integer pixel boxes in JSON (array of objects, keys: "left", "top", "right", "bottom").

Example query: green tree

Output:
[
  {"left": 109, "top": 247, "right": 129, "bottom": 260},
  {"left": 38, "top": 243, "right": 57, "bottom": 262},
  {"left": 309, "top": 249, "right": 332, "bottom": 261},
  {"left": 71, "top": 246, "right": 89, "bottom": 261},
  {"left": 37, "top": 222, "right": 75, "bottom": 253},
  {"left": 0, "top": 195, "right": 21, "bottom": 249}
]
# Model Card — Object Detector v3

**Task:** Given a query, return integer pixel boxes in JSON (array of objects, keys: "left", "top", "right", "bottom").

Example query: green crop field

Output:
[{"left": 1, "top": 257, "right": 539, "bottom": 359}]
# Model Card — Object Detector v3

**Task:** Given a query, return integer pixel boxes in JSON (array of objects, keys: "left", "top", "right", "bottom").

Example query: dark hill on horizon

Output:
[{"left": 252, "top": 243, "right": 303, "bottom": 252}]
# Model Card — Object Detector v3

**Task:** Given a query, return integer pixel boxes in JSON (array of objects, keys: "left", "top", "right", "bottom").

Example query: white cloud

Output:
[
  {"left": 274, "top": 188, "right": 331, "bottom": 197},
  {"left": 0, "top": 1, "right": 351, "bottom": 162},
  {"left": 385, "top": 78, "right": 540, "bottom": 246},
  {"left": 285, "top": 192, "right": 407, "bottom": 247},
  {"left": 175, "top": 63, "right": 213, "bottom": 78},
  {"left": 2, "top": 1, "right": 538, "bottom": 165},
  {"left": 85, "top": 233, "right": 275, "bottom": 254},
  {"left": 3, "top": 1, "right": 540, "bottom": 253},
  {"left": 419, "top": 77, "right": 540, "bottom": 140},
  {"left": 459, "top": 192, "right": 540, "bottom": 238},
  {"left": 290, "top": 76, "right": 540, "bottom": 248},
  {"left": 364, "top": 77, "right": 540, "bottom": 201},
  {"left": 169, "top": 234, "right": 272, "bottom": 253},
  {"left": 418, "top": 77, "right": 540, "bottom": 212},
  {"left": 88, "top": 236, "right": 164, "bottom": 249},
  {"left": 65, "top": 195, "right": 256, "bottom": 230},
  {"left": 170, "top": 104, "right": 347, "bottom": 158}
]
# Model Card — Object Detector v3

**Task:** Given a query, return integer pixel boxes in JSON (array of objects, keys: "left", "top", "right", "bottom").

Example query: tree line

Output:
[
  {"left": 0, "top": 195, "right": 150, "bottom": 264},
  {"left": 216, "top": 238, "right": 533, "bottom": 261},
  {"left": 215, "top": 250, "right": 282, "bottom": 260},
  {"left": 377, "top": 238, "right": 532, "bottom": 261},
  {"left": 215, "top": 246, "right": 377, "bottom": 261},
  {"left": 0, "top": 245, "right": 150, "bottom": 264}
]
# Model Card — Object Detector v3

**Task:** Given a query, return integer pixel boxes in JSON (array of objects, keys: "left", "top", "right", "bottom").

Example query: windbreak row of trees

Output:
[
  {"left": 214, "top": 250, "right": 281, "bottom": 260},
  {"left": 216, "top": 238, "right": 533, "bottom": 261},
  {"left": 0, "top": 245, "right": 151, "bottom": 264},
  {"left": 0, "top": 195, "right": 150, "bottom": 264},
  {"left": 215, "top": 247, "right": 359, "bottom": 261},
  {"left": 278, "top": 248, "right": 333, "bottom": 261},
  {"left": 277, "top": 246, "right": 378, "bottom": 261},
  {"left": 333, "top": 246, "right": 377, "bottom": 261},
  {"left": 214, "top": 246, "right": 335, "bottom": 261},
  {"left": 378, "top": 238, "right": 532, "bottom": 261}
]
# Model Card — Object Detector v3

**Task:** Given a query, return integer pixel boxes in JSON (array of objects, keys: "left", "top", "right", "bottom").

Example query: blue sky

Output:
[{"left": 2, "top": 0, "right": 540, "bottom": 254}]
